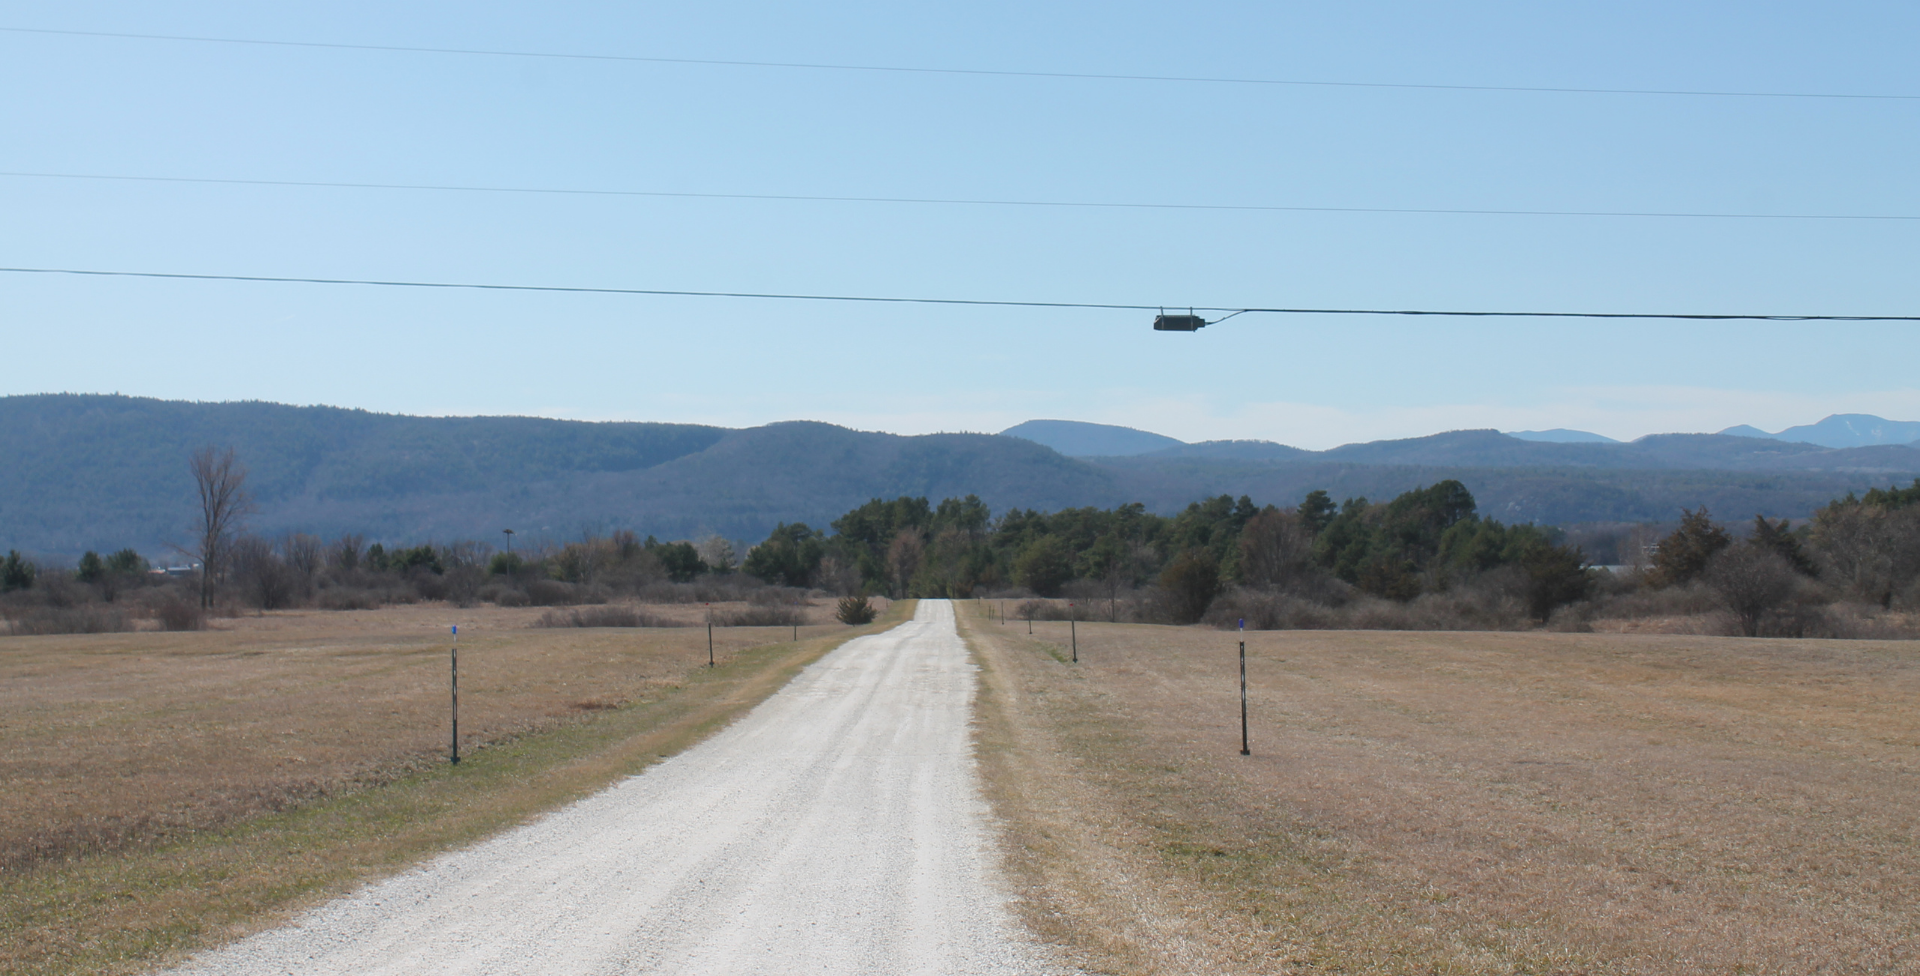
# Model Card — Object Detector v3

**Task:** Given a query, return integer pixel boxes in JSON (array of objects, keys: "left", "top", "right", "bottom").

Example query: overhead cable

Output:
[
  {"left": 4, "top": 26, "right": 1915, "bottom": 102},
  {"left": 3, "top": 266, "right": 1914, "bottom": 321},
  {"left": 4, "top": 170, "right": 1913, "bottom": 222}
]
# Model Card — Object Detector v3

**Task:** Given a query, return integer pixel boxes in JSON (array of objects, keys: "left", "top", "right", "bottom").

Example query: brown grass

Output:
[
  {"left": 962, "top": 604, "right": 1920, "bottom": 974},
  {"left": 1, "top": 599, "right": 910, "bottom": 975}
]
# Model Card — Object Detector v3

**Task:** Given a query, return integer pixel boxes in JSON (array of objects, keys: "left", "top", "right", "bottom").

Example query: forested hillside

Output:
[
  {"left": 0, "top": 395, "right": 1125, "bottom": 556},
  {"left": 5, "top": 394, "right": 1919, "bottom": 559}
]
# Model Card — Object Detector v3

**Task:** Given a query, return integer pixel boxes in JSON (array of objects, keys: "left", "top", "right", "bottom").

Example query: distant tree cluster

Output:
[
  {"left": 0, "top": 447, "right": 764, "bottom": 635},
  {"left": 1568, "top": 480, "right": 1920, "bottom": 637},
  {"left": 732, "top": 480, "right": 1594, "bottom": 627}
]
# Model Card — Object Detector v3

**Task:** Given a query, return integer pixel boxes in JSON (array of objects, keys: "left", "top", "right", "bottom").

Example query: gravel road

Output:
[{"left": 168, "top": 599, "right": 1062, "bottom": 976}]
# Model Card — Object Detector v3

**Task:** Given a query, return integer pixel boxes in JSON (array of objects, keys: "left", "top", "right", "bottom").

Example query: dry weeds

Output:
[
  {"left": 1, "top": 599, "right": 907, "bottom": 975},
  {"left": 963, "top": 604, "right": 1920, "bottom": 974}
]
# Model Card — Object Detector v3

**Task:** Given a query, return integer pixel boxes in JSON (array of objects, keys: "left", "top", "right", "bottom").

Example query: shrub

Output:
[
  {"left": 1202, "top": 581, "right": 1532, "bottom": 632},
  {"left": 635, "top": 582, "right": 694, "bottom": 604},
  {"left": 720, "top": 606, "right": 805, "bottom": 626},
  {"left": 35, "top": 575, "right": 86, "bottom": 608},
  {"left": 835, "top": 595, "right": 876, "bottom": 624},
  {"left": 1205, "top": 589, "right": 1323, "bottom": 630},
  {"left": 1158, "top": 549, "right": 1221, "bottom": 623},
  {"left": 525, "top": 580, "right": 582, "bottom": 606},
  {"left": 1014, "top": 599, "right": 1078, "bottom": 621},
  {"left": 317, "top": 588, "right": 380, "bottom": 611},
  {"left": 479, "top": 584, "right": 531, "bottom": 607},
  {"left": 534, "top": 606, "right": 683, "bottom": 628},
  {"left": 154, "top": 597, "right": 206, "bottom": 631},
  {"left": 749, "top": 586, "right": 809, "bottom": 606},
  {"left": 7, "top": 605, "right": 135, "bottom": 636},
  {"left": 408, "top": 568, "right": 449, "bottom": 602}
]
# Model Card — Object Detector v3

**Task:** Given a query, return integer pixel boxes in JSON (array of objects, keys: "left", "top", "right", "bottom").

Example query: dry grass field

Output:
[
  {"left": 963, "top": 606, "right": 1920, "bottom": 975},
  {"left": 0, "top": 598, "right": 901, "bottom": 976}
]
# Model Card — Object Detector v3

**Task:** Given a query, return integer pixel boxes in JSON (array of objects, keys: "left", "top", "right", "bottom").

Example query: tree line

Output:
[
  {"left": 731, "top": 482, "right": 1593, "bottom": 624},
  {"left": 6, "top": 443, "right": 1917, "bottom": 638},
  {"left": 729, "top": 476, "right": 1920, "bottom": 635}
]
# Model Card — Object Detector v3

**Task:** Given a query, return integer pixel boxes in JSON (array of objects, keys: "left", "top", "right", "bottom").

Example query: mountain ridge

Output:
[
  {"left": 999, "top": 418, "right": 1184, "bottom": 457},
  {"left": 1718, "top": 413, "right": 1920, "bottom": 449},
  {"left": 5, "top": 395, "right": 1919, "bottom": 558}
]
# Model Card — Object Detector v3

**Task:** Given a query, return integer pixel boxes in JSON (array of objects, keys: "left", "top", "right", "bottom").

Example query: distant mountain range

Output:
[
  {"left": 1507, "top": 429, "right": 1622, "bottom": 445},
  {"left": 1004, "top": 414, "right": 1920, "bottom": 457},
  {"left": 999, "top": 419, "right": 1184, "bottom": 457},
  {"left": 4, "top": 395, "right": 1919, "bottom": 558},
  {"left": 1717, "top": 414, "right": 1920, "bottom": 449}
]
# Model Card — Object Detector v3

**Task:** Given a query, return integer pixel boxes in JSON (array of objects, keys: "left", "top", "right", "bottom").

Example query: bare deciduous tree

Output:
[
  {"left": 1812, "top": 502, "right": 1920, "bottom": 607},
  {"left": 886, "top": 529, "right": 924, "bottom": 598},
  {"left": 331, "top": 533, "right": 365, "bottom": 572},
  {"left": 696, "top": 535, "right": 737, "bottom": 574},
  {"left": 1706, "top": 544, "right": 1799, "bottom": 637},
  {"left": 187, "top": 446, "right": 256, "bottom": 609},
  {"left": 1239, "top": 509, "right": 1315, "bottom": 592},
  {"left": 282, "top": 532, "right": 324, "bottom": 579},
  {"left": 814, "top": 554, "right": 861, "bottom": 595},
  {"left": 231, "top": 535, "right": 297, "bottom": 611}
]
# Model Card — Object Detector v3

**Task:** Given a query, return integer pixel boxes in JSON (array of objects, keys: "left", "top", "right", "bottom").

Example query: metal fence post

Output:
[
  {"left": 1239, "top": 640, "right": 1250, "bottom": 757},
  {"left": 450, "top": 625, "right": 460, "bottom": 765}
]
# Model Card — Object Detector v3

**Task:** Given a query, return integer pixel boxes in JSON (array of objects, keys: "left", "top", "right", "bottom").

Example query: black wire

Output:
[
  {"left": 4, "top": 266, "right": 1914, "bottom": 321},
  {"left": 0, "top": 266, "right": 1155, "bottom": 311},
  {"left": 5, "top": 170, "right": 1914, "bottom": 222},
  {"left": 1221, "top": 307, "right": 1918, "bottom": 321},
  {"left": 4, "top": 26, "right": 1915, "bottom": 102}
]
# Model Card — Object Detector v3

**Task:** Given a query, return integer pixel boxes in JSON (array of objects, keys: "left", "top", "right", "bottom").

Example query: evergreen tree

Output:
[
  {"left": 743, "top": 523, "right": 825, "bottom": 588},
  {"left": 1298, "top": 489, "right": 1337, "bottom": 535},
  {"left": 1749, "top": 515, "right": 1816, "bottom": 576},
  {"left": 104, "top": 549, "right": 148, "bottom": 575},
  {"left": 1650, "top": 508, "right": 1731, "bottom": 586},
  {"left": 1, "top": 550, "right": 35, "bottom": 592},
  {"left": 1013, "top": 537, "right": 1073, "bottom": 597}
]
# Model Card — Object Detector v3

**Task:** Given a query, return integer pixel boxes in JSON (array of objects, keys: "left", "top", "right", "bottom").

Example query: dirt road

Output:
[{"left": 168, "top": 600, "right": 1060, "bottom": 976}]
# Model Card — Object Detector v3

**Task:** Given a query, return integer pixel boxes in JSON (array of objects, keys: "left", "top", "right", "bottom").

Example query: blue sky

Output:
[{"left": 3, "top": 2, "right": 1916, "bottom": 449}]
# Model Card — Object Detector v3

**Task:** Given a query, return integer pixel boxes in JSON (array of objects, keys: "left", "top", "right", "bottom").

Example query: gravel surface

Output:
[{"left": 167, "top": 600, "right": 1063, "bottom": 976}]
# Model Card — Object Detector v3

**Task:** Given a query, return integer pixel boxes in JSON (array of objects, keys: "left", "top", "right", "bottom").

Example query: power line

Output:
[
  {"left": 5, "top": 170, "right": 1913, "bottom": 222},
  {"left": 5, "top": 25, "right": 1915, "bottom": 102},
  {"left": 4, "top": 266, "right": 1914, "bottom": 321}
]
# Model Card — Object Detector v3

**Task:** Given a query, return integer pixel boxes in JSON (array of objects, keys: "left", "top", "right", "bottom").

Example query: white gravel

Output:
[{"left": 164, "top": 599, "right": 1060, "bottom": 976}]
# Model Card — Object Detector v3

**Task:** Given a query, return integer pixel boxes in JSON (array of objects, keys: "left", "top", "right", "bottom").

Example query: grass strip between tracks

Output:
[{"left": 2, "top": 600, "right": 915, "bottom": 976}]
